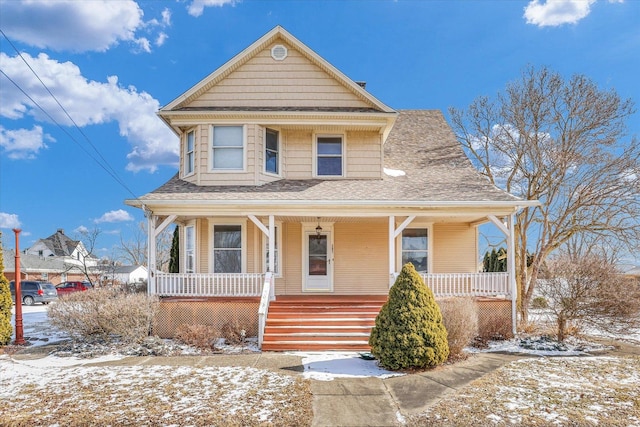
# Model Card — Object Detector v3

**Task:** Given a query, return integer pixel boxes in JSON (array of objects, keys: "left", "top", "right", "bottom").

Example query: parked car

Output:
[
  {"left": 55, "top": 281, "right": 93, "bottom": 295},
  {"left": 9, "top": 281, "right": 58, "bottom": 306}
]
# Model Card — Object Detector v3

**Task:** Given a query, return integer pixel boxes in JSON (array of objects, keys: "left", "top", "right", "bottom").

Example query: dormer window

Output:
[
  {"left": 316, "top": 136, "right": 344, "bottom": 177},
  {"left": 211, "top": 125, "right": 244, "bottom": 171},
  {"left": 185, "top": 130, "right": 195, "bottom": 175}
]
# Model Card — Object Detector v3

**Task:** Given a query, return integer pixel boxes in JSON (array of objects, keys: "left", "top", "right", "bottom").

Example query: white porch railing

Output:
[
  {"left": 258, "top": 272, "right": 274, "bottom": 348},
  {"left": 421, "top": 272, "right": 510, "bottom": 298},
  {"left": 154, "top": 272, "right": 265, "bottom": 297}
]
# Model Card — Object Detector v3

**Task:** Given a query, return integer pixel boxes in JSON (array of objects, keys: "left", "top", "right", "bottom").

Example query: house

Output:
[
  {"left": 103, "top": 265, "right": 148, "bottom": 285},
  {"left": 2, "top": 249, "right": 86, "bottom": 285},
  {"left": 26, "top": 229, "right": 98, "bottom": 270},
  {"left": 126, "top": 26, "right": 536, "bottom": 350}
]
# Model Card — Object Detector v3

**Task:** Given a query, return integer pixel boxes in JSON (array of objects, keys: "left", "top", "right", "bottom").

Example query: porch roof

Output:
[{"left": 130, "top": 110, "right": 527, "bottom": 208}]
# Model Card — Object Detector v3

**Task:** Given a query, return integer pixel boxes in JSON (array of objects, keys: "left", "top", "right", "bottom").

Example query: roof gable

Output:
[{"left": 161, "top": 26, "right": 393, "bottom": 113}]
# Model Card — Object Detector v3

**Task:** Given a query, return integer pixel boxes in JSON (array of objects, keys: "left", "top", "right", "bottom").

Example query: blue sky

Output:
[{"left": 0, "top": 0, "right": 638, "bottom": 261}]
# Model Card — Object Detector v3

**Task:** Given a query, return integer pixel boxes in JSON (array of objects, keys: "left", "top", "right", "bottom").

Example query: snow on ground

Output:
[
  {"left": 10, "top": 304, "right": 69, "bottom": 346},
  {"left": 292, "top": 351, "right": 405, "bottom": 381}
]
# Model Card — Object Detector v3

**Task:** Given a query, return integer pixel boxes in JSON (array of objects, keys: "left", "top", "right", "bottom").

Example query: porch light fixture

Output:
[{"left": 316, "top": 217, "right": 322, "bottom": 236}]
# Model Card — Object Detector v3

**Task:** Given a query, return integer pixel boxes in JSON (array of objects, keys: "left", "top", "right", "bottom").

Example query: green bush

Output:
[
  {"left": 0, "top": 233, "right": 13, "bottom": 346},
  {"left": 369, "top": 263, "right": 449, "bottom": 370},
  {"left": 531, "top": 296, "right": 548, "bottom": 309}
]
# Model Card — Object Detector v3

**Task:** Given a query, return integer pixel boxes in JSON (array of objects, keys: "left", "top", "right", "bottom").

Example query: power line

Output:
[{"left": 0, "top": 28, "right": 141, "bottom": 201}]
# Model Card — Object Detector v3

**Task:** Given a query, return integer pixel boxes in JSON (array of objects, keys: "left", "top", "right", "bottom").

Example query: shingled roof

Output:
[
  {"left": 39, "top": 229, "right": 81, "bottom": 256},
  {"left": 137, "top": 110, "right": 519, "bottom": 205}
]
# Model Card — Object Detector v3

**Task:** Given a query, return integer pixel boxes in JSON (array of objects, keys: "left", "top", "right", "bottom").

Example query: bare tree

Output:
[
  {"left": 118, "top": 221, "right": 174, "bottom": 272},
  {"left": 449, "top": 65, "right": 640, "bottom": 322},
  {"left": 539, "top": 254, "right": 640, "bottom": 341},
  {"left": 69, "top": 227, "right": 102, "bottom": 286}
]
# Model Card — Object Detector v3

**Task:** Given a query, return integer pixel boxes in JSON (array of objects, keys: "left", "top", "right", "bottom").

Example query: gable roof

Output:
[
  {"left": 131, "top": 110, "right": 534, "bottom": 213},
  {"left": 113, "top": 265, "right": 147, "bottom": 274},
  {"left": 2, "top": 249, "right": 66, "bottom": 273},
  {"left": 161, "top": 26, "right": 394, "bottom": 114},
  {"left": 36, "top": 229, "right": 80, "bottom": 257}
]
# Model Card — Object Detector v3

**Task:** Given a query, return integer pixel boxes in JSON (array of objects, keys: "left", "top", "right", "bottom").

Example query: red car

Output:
[{"left": 56, "top": 281, "right": 93, "bottom": 295}]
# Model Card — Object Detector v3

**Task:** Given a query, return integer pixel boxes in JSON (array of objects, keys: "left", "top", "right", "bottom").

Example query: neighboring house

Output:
[
  {"left": 103, "top": 265, "right": 148, "bottom": 285},
  {"left": 26, "top": 229, "right": 98, "bottom": 269},
  {"left": 2, "top": 249, "right": 86, "bottom": 285},
  {"left": 126, "top": 26, "right": 536, "bottom": 350}
]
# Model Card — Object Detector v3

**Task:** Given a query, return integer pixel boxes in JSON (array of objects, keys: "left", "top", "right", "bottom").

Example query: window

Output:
[
  {"left": 185, "top": 225, "right": 195, "bottom": 273},
  {"left": 213, "top": 225, "right": 242, "bottom": 273},
  {"left": 265, "top": 129, "right": 279, "bottom": 174},
  {"left": 402, "top": 228, "right": 428, "bottom": 273},
  {"left": 185, "top": 130, "right": 195, "bottom": 175},
  {"left": 212, "top": 126, "right": 244, "bottom": 170},
  {"left": 41, "top": 272, "right": 48, "bottom": 280},
  {"left": 316, "top": 136, "right": 343, "bottom": 176},
  {"left": 263, "top": 225, "right": 281, "bottom": 275}
]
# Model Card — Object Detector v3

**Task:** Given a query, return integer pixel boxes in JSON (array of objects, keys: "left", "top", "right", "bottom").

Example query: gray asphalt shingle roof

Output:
[{"left": 139, "top": 110, "right": 519, "bottom": 204}]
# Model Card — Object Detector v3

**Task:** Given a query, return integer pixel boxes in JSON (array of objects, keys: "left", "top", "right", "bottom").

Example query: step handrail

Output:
[{"left": 258, "top": 272, "right": 274, "bottom": 348}]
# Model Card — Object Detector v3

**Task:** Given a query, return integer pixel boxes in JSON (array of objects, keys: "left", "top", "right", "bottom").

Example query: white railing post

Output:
[{"left": 258, "top": 272, "right": 273, "bottom": 349}]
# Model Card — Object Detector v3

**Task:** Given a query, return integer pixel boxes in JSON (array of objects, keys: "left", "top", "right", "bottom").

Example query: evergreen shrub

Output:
[
  {"left": 369, "top": 263, "right": 449, "bottom": 370},
  {"left": 0, "top": 233, "right": 13, "bottom": 345}
]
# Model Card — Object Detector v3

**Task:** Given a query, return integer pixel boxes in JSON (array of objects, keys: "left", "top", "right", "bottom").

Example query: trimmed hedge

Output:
[{"left": 369, "top": 263, "right": 449, "bottom": 370}]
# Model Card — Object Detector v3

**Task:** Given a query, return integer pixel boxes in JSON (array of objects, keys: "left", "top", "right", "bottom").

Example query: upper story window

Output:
[
  {"left": 185, "top": 130, "right": 195, "bottom": 175},
  {"left": 265, "top": 129, "right": 279, "bottom": 175},
  {"left": 316, "top": 136, "right": 343, "bottom": 177},
  {"left": 402, "top": 228, "right": 428, "bottom": 273},
  {"left": 211, "top": 125, "right": 244, "bottom": 170}
]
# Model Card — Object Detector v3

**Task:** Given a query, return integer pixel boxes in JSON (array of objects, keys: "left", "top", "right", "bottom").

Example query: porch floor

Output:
[{"left": 262, "top": 295, "right": 388, "bottom": 351}]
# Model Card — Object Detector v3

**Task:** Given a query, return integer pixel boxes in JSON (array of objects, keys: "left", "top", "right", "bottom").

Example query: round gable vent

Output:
[{"left": 271, "top": 44, "right": 288, "bottom": 61}]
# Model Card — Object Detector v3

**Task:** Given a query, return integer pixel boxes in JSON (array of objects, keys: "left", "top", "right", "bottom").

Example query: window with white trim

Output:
[
  {"left": 265, "top": 129, "right": 279, "bottom": 174},
  {"left": 263, "top": 225, "right": 281, "bottom": 275},
  {"left": 185, "top": 225, "right": 195, "bottom": 273},
  {"left": 211, "top": 125, "right": 244, "bottom": 170},
  {"left": 185, "top": 130, "right": 195, "bottom": 175},
  {"left": 316, "top": 136, "right": 343, "bottom": 176},
  {"left": 213, "top": 225, "right": 242, "bottom": 273},
  {"left": 401, "top": 228, "right": 428, "bottom": 273}
]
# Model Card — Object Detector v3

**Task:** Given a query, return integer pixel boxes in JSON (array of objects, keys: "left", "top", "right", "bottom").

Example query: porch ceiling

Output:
[{"left": 169, "top": 214, "right": 494, "bottom": 225}]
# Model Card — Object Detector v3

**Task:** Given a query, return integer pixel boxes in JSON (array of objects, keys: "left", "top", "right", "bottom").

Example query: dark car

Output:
[
  {"left": 9, "top": 281, "right": 58, "bottom": 306},
  {"left": 55, "top": 281, "right": 93, "bottom": 295}
]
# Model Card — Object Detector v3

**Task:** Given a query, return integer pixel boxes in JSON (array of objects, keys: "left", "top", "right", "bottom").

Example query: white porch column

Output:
[
  {"left": 268, "top": 215, "right": 275, "bottom": 300},
  {"left": 145, "top": 210, "right": 157, "bottom": 295},
  {"left": 389, "top": 216, "right": 395, "bottom": 286},
  {"left": 507, "top": 214, "right": 517, "bottom": 336}
]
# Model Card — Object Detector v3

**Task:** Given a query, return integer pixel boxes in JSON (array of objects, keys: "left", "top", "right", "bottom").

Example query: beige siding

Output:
[
  {"left": 432, "top": 223, "right": 477, "bottom": 273},
  {"left": 187, "top": 42, "right": 370, "bottom": 109},
  {"left": 197, "top": 219, "right": 209, "bottom": 273},
  {"left": 333, "top": 222, "right": 388, "bottom": 294},
  {"left": 284, "top": 130, "right": 313, "bottom": 179},
  {"left": 346, "top": 131, "right": 382, "bottom": 179},
  {"left": 275, "top": 222, "right": 302, "bottom": 295}
]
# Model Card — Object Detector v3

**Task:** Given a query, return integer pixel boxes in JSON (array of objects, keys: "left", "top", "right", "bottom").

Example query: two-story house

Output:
[{"left": 126, "top": 26, "right": 536, "bottom": 351}]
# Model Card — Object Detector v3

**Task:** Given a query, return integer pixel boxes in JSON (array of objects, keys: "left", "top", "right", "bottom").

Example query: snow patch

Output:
[
  {"left": 291, "top": 351, "right": 405, "bottom": 381},
  {"left": 384, "top": 167, "right": 406, "bottom": 177}
]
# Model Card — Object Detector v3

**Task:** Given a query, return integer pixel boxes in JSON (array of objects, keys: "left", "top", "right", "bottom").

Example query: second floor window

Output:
[
  {"left": 265, "top": 129, "right": 279, "bottom": 174},
  {"left": 316, "top": 136, "right": 343, "bottom": 176},
  {"left": 186, "top": 131, "right": 195, "bottom": 175},
  {"left": 212, "top": 125, "right": 244, "bottom": 170}
]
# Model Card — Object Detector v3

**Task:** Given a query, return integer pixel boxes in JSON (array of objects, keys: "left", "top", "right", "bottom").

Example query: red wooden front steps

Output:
[{"left": 261, "top": 295, "right": 387, "bottom": 351}]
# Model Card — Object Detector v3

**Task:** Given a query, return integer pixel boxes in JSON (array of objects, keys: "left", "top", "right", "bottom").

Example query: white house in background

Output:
[
  {"left": 26, "top": 228, "right": 98, "bottom": 268},
  {"left": 109, "top": 265, "right": 148, "bottom": 284}
]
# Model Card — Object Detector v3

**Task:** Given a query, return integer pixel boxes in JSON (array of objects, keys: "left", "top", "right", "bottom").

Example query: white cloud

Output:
[
  {"left": 0, "top": 52, "right": 178, "bottom": 172},
  {"left": 187, "top": 0, "right": 238, "bottom": 17},
  {"left": 74, "top": 225, "right": 89, "bottom": 234},
  {"left": 0, "top": 125, "right": 54, "bottom": 159},
  {"left": 0, "top": 0, "right": 144, "bottom": 53},
  {"left": 0, "top": 213, "right": 21, "bottom": 229},
  {"left": 95, "top": 209, "right": 134, "bottom": 224},
  {"left": 524, "top": 0, "right": 596, "bottom": 27}
]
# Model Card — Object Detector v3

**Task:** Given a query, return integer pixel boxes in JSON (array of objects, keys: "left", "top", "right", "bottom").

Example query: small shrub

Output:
[
  {"left": 48, "top": 287, "right": 159, "bottom": 343},
  {"left": 438, "top": 297, "right": 478, "bottom": 358},
  {"left": 174, "top": 324, "right": 219, "bottom": 350},
  {"left": 221, "top": 319, "right": 249, "bottom": 345},
  {"left": 531, "top": 296, "right": 548, "bottom": 309},
  {"left": 369, "top": 263, "right": 449, "bottom": 370}
]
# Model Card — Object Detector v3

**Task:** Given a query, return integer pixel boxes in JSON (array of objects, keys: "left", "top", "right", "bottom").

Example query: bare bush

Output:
[
  {"left": 539, "top": 255, "right": 640, "bottom": 341},
  {"left": 438, "top": 297, "right": 479, "bottom": 358},
  {"left": 221, "top": 318, "right": 251, "bottom": 345},
  {"left": 174, "top": 324, "right": 220, "bottom": 351},
  {"left": 48, "top": 287, "right": 159, "bottom": 343}
]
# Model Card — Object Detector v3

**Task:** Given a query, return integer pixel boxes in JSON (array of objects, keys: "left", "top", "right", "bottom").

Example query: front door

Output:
[{"left": 304, "top": 231, "right": 332, "bottom": 292}]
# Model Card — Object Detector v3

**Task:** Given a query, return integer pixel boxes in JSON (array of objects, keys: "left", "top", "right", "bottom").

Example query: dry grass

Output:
[
  {"left": 0, "top": 362, "right": 313, "bottom": 426},
  {"left": 406, "top": 355, "right": 640, "bottom": 426}
]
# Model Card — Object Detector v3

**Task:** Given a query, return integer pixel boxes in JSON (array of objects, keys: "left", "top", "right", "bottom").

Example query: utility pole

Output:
[{"left": 13, "top": 228, "right": 25, "bottom": 345}]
